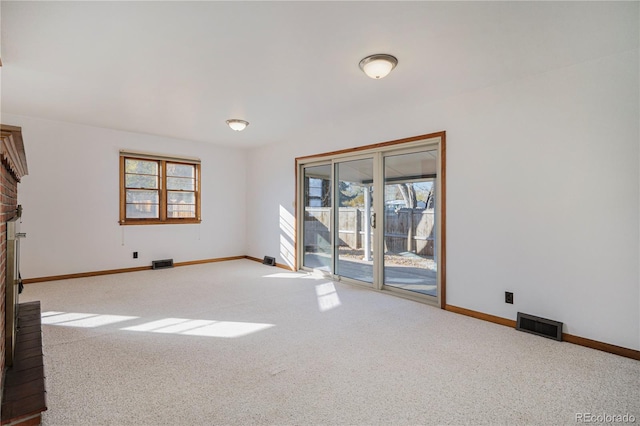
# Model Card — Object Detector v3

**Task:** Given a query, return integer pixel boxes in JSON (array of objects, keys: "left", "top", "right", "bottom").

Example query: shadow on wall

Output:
[{"left": 279, "top": 205, "right": 295, "bottom": 269}]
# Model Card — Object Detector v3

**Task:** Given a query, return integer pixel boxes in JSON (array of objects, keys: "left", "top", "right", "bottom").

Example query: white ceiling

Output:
[{"left": 1, "top": 1, "right": 637, "bottom": 148}]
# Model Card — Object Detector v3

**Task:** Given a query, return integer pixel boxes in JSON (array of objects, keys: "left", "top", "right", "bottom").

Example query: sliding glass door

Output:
[
  {"left": 335, "top": 158, "right": 374, "bottom": 284},
  {"left": 298, "top": 133, "right": 444, "bottom": 305},
  {"left": 302, "top": 164, "right": 332, "bottom": 272},
  {"left": 382, "top": 150, "right": 438, "bottom": 297}
]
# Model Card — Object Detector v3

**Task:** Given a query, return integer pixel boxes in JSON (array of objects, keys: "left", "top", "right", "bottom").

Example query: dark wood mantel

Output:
[{"left": 0, "top": 125, "right": 29, "bottom": 182}]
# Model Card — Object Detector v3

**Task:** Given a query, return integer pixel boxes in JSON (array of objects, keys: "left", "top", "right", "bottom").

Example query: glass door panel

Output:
[
  {"left": 302, "top": 164, "right": 332, "bottom": 272},
  {"left": 383, "top": 150, "right": 437, "bottom": 297},
  {"left": 335, "top": 158, "right": 374, "bottom": 284}
]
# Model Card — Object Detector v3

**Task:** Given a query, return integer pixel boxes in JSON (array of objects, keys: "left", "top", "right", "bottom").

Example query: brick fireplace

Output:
[
  {"left": 0, "top": 125, "right": 44, "bottom": 426},
  {"left": 0, "top": 125, "right": 27, "bottom": 380}
]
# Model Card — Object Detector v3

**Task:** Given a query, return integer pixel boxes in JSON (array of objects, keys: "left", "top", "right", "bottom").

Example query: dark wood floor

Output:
[{"left": 1, "top": 301, "right": 47, "bottom": 425}]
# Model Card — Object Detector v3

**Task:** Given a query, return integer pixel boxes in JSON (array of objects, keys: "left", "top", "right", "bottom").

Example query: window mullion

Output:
[
  {"left": 196, "top": 164, "right": 201, "bottom": 221},
  {"left": 160, "top": 160, "right": 167, "bottom": 221},
  {"left": 120, "top": 156, "right": 126, "bottom": 224}
]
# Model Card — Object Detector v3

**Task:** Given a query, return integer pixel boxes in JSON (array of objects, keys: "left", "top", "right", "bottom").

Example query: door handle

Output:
[{"left": 370, "top": 212, "right": 376, "bottom": 229}]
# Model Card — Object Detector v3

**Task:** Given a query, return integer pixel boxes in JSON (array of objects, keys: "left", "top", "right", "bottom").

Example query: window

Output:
[
  {"left": 119, "top": 152, "right": 201, "bottom": 225},
  {"left": 305, "top": 177, "right": 330, "bottom": 207}
]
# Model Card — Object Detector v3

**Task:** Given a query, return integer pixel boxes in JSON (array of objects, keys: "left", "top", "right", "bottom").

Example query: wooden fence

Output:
[{"left": 304, "top": 207, "right": 435, "bottom": 256}]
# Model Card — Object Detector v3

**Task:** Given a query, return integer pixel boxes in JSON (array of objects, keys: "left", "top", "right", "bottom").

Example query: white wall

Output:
[
  {"left": 5, "top": 114, "right": 247, "bottom": 278},
  {"left": 245, "top": 49, "right": 640, "bottom": 350},
  {"left": 4, "top": 6, "right": 637, "bottom": 353}
]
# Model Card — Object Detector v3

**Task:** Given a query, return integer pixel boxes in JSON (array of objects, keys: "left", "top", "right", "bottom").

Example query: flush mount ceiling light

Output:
[
  {"left": 226, "top": 119, "right": 249, "bottom": 131},
  {"left": 359, "top": 54, "right": 398, "bottom": 79}
]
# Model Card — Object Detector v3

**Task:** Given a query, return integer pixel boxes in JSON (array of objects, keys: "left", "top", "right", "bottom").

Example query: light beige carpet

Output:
[{"left": 21, "top": 260, "right": 640, "bottom": 425}]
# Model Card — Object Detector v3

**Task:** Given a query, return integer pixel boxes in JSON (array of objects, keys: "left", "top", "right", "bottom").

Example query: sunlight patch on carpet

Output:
[
  {"left": 262, "top": 272, "right": 327, "bottom": 280},
  {"left": 41, "top": 311, "right": 274, "bottom": 337},
  {"left": 122, "top": 318, "right": 275, "bottom": 338},
  {"left": 41, "top": 311, "right": 139, "bottom": 328},
  {"left": 316, "top": 282, "right": 341, "bottom": 312}
]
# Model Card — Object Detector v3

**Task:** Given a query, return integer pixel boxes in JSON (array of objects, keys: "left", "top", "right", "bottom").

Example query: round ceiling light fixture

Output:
[
  {"left": 359, "top": 54, "right": 398, "bottom": 79},
  {"left": 226, "top": 119, "right": 249, "bottom": 131}
]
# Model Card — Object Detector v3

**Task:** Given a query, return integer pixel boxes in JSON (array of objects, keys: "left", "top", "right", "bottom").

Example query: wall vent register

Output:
[
  {"left": 152, "top": 259, "right": 174, "bottom": 270},
  {"left": 263, "top": 256, "right": 276, "bottom": 266},
  {"left": 516, "top": 312, "right": 563, "bottom": 341}
]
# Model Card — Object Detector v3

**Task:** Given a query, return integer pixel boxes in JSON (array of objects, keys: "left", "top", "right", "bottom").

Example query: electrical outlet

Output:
[
  {"left": 505, "top": 292, "right": 514, "bottom": 304},
  {"left": 133, "top": 252, "right": 138, "bottom": 259}
]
